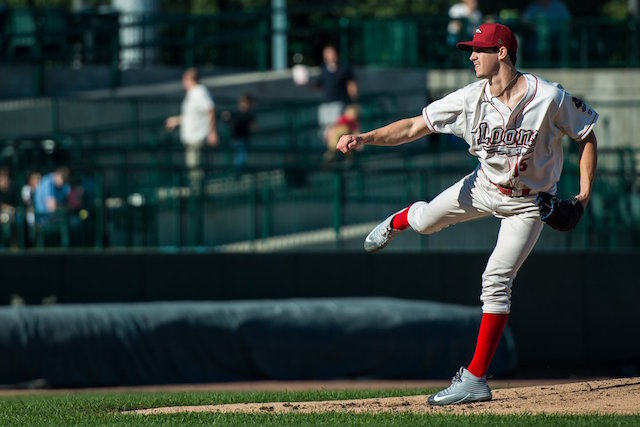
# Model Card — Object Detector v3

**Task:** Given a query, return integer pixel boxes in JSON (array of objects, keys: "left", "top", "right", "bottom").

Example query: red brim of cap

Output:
[{"left": 456, "top": 40, "right": 498, "bottom": 51}]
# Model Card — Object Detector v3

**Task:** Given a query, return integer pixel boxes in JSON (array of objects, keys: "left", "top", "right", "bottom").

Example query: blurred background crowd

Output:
[{"left": 0, "top": 0, "right": 638, "bottom": 251}]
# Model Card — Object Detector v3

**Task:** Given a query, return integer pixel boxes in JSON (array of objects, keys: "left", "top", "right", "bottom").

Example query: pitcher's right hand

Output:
[{"left": 337, "top": 134, "right": 365, "bottom": 154}]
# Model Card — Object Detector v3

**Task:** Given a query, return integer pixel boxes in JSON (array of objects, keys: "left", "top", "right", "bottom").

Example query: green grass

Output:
[{"left": 0, "top": 388, "right": 638, "bottom": 426}]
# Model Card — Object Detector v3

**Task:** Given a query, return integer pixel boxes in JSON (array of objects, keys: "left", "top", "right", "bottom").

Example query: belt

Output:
[{"left": 493, "top": 182, "right": 531, "bottom": 197}]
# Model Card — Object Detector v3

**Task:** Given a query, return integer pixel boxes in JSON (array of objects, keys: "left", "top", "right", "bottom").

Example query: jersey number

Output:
[
  {"left": 519, "top": 159, "right": 528, "bottom": 172},
  {"left": 572, "top": 96, "right": 592, "bottom": 115}
]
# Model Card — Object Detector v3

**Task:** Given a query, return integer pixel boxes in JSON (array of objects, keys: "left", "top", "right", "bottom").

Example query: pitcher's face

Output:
[{"left": 469, "top": 47, "right": 500, "bottom": 79}]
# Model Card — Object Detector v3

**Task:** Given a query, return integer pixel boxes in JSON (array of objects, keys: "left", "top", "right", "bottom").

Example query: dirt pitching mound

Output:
[{"left": 133, "top": 377, "right": 640, "bottom": 416}]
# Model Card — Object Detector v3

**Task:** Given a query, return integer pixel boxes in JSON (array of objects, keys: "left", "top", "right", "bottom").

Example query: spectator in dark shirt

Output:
[
  {"left": 523, "top": 0, "right": 571, "bottom": 64},
  {"left": 222, "top": 93, "right": 256, "bottom": 172},
  {"left": 0, "top": 168, "right": 14, "bottom": 213},
  {"left": 0, "top": 168, "right": 15, "bottom": 247},
  {"left": 316, "top": 45, "right": 358, "bottom": 136},
  {"left": 318, "top": 46, "right": 357, "bottom": 103}
]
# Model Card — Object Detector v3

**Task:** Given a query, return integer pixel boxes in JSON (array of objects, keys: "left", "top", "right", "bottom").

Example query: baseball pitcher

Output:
[{"left": 337, "top": 23, "right": 598, "bottom": 406}]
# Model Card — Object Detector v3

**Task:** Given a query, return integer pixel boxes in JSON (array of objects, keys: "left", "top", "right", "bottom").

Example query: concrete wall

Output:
[
  {"left": 0, "top": 65, "right": 427, "bottom": 101},
  {"left": 2, "top": 65, "right": 638, "bottom": 148},
  {"left": 0, "top": 67, "right": 427, "bottom": 140},
  {"left": 0, "top": 65, "right": 184, "bottom": 99}
]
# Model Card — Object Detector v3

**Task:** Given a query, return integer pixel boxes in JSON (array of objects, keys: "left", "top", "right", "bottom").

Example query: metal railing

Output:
[
  {"left": 0, "top": 88, "right": 425, "bottom": 170},
  {"left": 1, "top": 146, "right": 639, "bottom": 252},
  {"left": 2, "top": 93, "right": 639, "bottom": 171}
]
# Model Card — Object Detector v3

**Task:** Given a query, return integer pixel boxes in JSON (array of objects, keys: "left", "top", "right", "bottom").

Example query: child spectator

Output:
[
  {"left": 323, "top": 104, "right": 360, "bottom": 163},
  {"left": 222, "top": 93, "right": 256, "bottom": 172}
]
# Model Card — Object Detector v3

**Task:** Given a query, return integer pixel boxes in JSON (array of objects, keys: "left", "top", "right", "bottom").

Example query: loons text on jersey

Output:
[{"left": 475, "top": 122, "right": 538, "bottom": 154}]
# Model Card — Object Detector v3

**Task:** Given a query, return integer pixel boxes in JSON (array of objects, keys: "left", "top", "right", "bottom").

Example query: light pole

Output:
[{"left": 271, "top": 0, "right": 287, "bottom": 70}]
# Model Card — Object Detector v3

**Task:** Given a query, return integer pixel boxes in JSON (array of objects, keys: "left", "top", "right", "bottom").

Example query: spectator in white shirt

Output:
[
  {"left": 166, "top": 68, "right": 218, "bottom": 182},
  {"left": 447, "top": 0, "right": 483, "bottom": 47}
]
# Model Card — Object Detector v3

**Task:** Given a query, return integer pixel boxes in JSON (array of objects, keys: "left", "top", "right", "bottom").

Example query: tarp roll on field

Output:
[{"left": 0, "top": 298, "right": 516, "bottom": 387}]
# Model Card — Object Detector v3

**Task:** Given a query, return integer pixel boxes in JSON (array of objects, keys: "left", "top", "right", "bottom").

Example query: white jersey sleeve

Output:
[
  {"left": 422, "top": 88, "right": 467, "bottom": 139},
  {"left": 553, "top": 90, "right": 598, "bottom": 141}
]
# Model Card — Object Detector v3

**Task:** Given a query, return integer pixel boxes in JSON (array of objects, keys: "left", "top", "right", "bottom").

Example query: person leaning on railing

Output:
[{"left": 33, "top": 167, "right": 70, "bottom": 223}]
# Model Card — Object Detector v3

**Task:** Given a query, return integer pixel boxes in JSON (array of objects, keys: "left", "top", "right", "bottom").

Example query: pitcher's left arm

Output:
[{"left": 575, "top": 130, "right": 597, "bottom": 207}]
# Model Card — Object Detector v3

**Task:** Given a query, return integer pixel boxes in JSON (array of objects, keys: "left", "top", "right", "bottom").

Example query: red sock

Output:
[
  {"left": 391, "top": 205, "right": 412, "bottom": 230},
  {"left": 467, "top": 313, "right": 509, "bottom": 378}
]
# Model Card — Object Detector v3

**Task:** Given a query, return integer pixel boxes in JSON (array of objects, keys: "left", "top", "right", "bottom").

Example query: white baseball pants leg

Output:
[{"left": 406, "top": 167, "right": 544, "bottom": 314}]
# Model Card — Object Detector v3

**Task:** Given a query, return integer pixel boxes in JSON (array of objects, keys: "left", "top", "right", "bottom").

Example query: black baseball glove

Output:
[{"left": 536, "top": 192, "right": 584, "bottom": 232}]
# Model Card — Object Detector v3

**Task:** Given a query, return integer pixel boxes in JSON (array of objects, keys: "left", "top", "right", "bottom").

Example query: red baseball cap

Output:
[{"left": 456, "top": 23, "right": 518, "bottom": 53}]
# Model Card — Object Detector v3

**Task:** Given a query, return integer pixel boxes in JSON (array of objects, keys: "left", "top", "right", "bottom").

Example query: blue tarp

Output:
[{"left": 0, "top": 298, "right": 516, "bottom": 387}]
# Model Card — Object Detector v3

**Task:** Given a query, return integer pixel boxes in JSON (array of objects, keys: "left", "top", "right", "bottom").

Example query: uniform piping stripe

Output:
[
  {"left": 483, "top": 86, "right": 506, "bottom": 129},
  {"left": 422, "top": 107, "right": 436, "bottom": 133},
  {"left": 577, "top": 113, "right": 598, "bottom": 141},
  {"left": 517, "top": 74, "right": 538, "bottom": 120}
]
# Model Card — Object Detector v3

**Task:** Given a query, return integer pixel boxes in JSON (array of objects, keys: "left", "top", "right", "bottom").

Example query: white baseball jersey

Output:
[
  {"left": 180, "top": 84, "right": 215, "bottom": 145},
  {"left": 422, "top": 73, "right": 598, "bottom": 193}
]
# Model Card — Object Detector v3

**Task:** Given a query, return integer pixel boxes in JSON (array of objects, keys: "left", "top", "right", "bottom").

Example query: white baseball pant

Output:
[{"left": 407, "top": 166, "right": 544, "bottom": 314}]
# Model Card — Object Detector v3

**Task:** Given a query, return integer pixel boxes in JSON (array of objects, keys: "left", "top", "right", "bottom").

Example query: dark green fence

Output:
[
  {"left": 1, "top": 7, "right": 639, "bottom": 95},
  {"left": 0, "top": 146, "right": 638, "bottom": 251}
]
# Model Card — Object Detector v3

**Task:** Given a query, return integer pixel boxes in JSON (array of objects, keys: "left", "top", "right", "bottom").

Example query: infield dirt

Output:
[{"left": 133, "top": 377, "right": 640, "bottom": 416}]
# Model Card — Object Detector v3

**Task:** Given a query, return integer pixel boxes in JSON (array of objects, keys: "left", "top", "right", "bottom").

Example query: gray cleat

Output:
[
  {"left": 364, "top": 210, "right": 406, "bottom": 253},
  {"left": 427, "top": 367, "right": 492, "bottom": 406}
]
